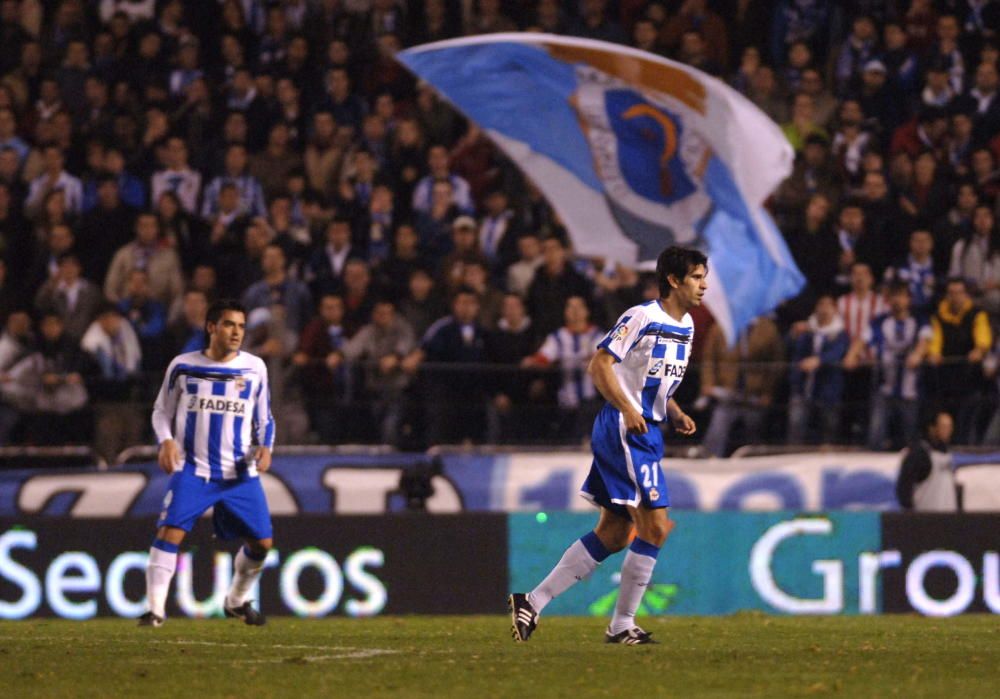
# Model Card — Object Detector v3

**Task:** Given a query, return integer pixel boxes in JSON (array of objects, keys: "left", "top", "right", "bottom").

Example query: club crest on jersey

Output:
[
  {"left": 612, "top": 322, "right": 629, "bottom": 343},
  {"left": 235, "top": 376, "right": 247, "bottom": 392}
]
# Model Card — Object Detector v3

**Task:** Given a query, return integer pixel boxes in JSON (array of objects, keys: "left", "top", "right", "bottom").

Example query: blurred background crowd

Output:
[{"left": 0, "top": 0, "right": 999, "bottom": 462}]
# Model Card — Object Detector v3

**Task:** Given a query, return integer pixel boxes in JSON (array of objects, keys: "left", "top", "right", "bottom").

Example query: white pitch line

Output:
[{"left": 0, "top": 635, "right": 399, "bottom": 660}]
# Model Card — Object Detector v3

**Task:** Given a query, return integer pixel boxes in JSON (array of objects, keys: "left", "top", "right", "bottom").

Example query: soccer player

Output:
[
  {"left": 139, "top": 300, "right": 276, "bottom": 627},
  {"left": 509, "top": 246, "right": 705, "bottom": 645}
]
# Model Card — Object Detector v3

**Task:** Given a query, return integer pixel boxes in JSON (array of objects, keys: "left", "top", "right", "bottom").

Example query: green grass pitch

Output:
[{"left": 2, "top": 615, "right": 997, "bottom": 698}]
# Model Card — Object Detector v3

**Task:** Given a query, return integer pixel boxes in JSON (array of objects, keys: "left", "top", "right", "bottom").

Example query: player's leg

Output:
[
  {"left": 607, "top": 504, "right": 674, "bottom": 642},
  {"left": 142, "top": 470, "right": 212, "bottom": 626},
  {"left": 215, "top": 477, "right": 273, "bottom": 625},
  {"left": 223, "top": 536, "right": 273, "bottom": 625},
  {"left": 528, "top": 506, "right": 632, "bottom": 612},
  {"left": 509, "top": 508, "right": 631, "bottom": 641},
  {"left": 606, "top": 421, "right": 672, "bottom": 643}
]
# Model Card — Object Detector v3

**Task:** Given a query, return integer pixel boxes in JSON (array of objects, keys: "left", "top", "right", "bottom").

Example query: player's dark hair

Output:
[
  {"left": 656, "top": 246, "right": 707, "bottom": 297},
  {"left": 887, "top": 280, "right": 910, "bottom": 296},
  {"left": 205, "top": 299, "right": 246, "bottom": 334}
]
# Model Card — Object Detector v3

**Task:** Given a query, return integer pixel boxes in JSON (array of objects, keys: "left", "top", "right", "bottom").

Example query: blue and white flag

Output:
[{"left": 397, "top": 34, "right": 804, "bottom": 342}]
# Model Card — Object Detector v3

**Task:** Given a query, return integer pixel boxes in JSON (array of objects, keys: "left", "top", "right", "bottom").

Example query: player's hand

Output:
[
  {"left": 623, "top": 407, "right": 647, "bottom": 434},
  {"left": 670, "top": 410, "right": 696, "bottom": 436},
  {"left": 158, "top": 439, "right": 181, "bottom": 474},
  {"left": 254, "top": 446, "right": 272, "bottom": 473}
]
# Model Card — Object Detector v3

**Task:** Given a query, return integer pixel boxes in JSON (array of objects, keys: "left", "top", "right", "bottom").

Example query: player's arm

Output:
[
  {"left": 252, "top": 361, "right": 276, "bottom": 472},
  {"left": 588, "top": 349, "right": 646, "bottom": 434},
  {"left": 152, "top": 359, "right": 182, "bottom": 474}
]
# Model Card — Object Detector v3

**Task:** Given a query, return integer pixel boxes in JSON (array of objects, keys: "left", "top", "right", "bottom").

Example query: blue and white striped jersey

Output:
[
  {"left": 152, "top": 351, "right": 275, "bottom": 481},
  {"left": 536, "top": 325, "right": 604, "bottom": 408},
  {"left": 596, "top": 300, "right": 693, "bottom": 423},
  {"left": 863, "top": 313, "right": 931, "bottom": 400}
]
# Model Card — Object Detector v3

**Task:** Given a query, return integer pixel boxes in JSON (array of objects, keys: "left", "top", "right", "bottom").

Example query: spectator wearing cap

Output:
[{"left": 855, "top": 59, "right": 902, "bottom": 134}]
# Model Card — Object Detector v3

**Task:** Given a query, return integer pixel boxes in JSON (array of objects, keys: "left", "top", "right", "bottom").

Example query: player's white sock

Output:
[
  {"left": 226, "top": 546, "right": 267, "bottom": 608},
  {"left": 146, "top": 539, "right": 179, "bottom": 618},
  {"left": 609, "top": 537, "right": 660, "bottom": 634},
  {"left": 527, "top": 531, "right": 610, "bottom": 614}
]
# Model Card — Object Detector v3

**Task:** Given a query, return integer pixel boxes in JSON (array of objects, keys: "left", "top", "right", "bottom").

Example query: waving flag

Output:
[{"left": 397, "top": 34, "right": 803, "bottom": 342}]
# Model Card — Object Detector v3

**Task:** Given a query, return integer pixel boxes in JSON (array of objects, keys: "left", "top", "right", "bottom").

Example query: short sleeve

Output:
[
  {"left": 596, "top": 308, "right": 647, "bottom": 362},
  {"left": 537, "top": 333, "right": 559, "bottom": 362}
]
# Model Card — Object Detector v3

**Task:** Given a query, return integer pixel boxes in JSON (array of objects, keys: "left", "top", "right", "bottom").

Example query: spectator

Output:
[
  {"left": 884, "top": 229, "right": 937, "bottom": 319},
  {"left": 507, "top": 233, "right": 543, "bottom": 297},
  {"left": 486, "top": 292, "right": 537, "bottom": 442},
  {"left": 150, "top": 136, "right": 202, "bottom": 216},
  {"left": 661, "top": 0, "right": 728, "bottom": 69},
  {"left": 699, "top": 315, "right": 784, "bottom": 456},
  {"left": 374, "top": 223, "right": 427, "bottom": 300},
  {"left": 398, "top": 267, "right": 446, "bottom": 340},
  {"left": 522, "top": 295, "right": 604, "bottom": 442},
  {"left": 77, "top": 174, "right": 136, "bottom": 283},
  {"left": 338, "top": 298, "right": 416, "bottom": 445},
  {"left": 402, "top": 286, "right": 488, "bottom": 445},
  {"left": 293, "top": 293, "right": 349, "bottom": 443},
  {"left": 166, "top": 288, "right": 208, "bottom": 356},
  {"left": 527, "top": 236, "right": 593, "bottom": 337},
  {"left": 118, "top": 268, "right": 167, "bottom": 371},
  {"left": 411, "top": 144, "right": 473, "bottom": 216},
  {"left": 104, "top": 213, "right": 184, "bottom": 307},
  {"left": 34, "top": 252, "right": 102, "bottom": 342},
  {"left": 896, "top": 411, "right": 957, "bottom": 512},
  {"left": 25, "top": 144, "right": 82, "bottom": 217},
  {"left": 948, "top": 204, "right": 1000, "bottom": 315},
  {"left": 251, "top": 122, "right": 304, "bottom": 199},
  {"left": 928, "top": 278, "right": 992, "bottom": 444},
  {"left": 846, "top": 282, "right": 931, "bottom": 451},
  {"left": 787, "top": 295, "right": 849, "bottom": 445},
  {"left": 2, "top": 311, "right": 93, "bottom": 445},
  {"left": 303, "top": 109, "right": 344, "bottom": 193},
  {"left": 80, "top": 303, "right": 142, "bottom": 462},
  {"left": 201, "top": 143, "right": 267, "bottom": 220},
  {"left": 241, "top": 243, "right": 313, "bottom": 335},
  {"left": 570, "top": 0, "right": 627, "bottom": 45}
]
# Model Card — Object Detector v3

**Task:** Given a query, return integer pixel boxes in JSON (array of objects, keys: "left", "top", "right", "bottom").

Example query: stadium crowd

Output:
[{"left": 0, "top": 0, "right": 999, "bottom": 460}]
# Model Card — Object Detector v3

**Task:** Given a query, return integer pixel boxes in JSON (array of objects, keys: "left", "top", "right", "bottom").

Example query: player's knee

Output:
[
  {"left": 640, "top": 517, "right": 674, "bottom": 547},
  {"left": 594, "top": 521, "right": 631, "bottom": 552},
  {"left": 249, "top": 538, "right": 273, "bottom": 554}
]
